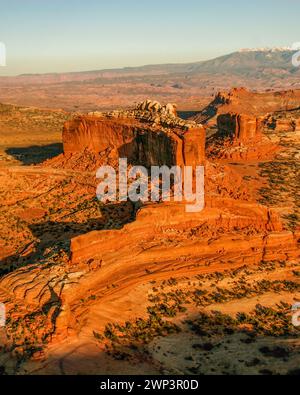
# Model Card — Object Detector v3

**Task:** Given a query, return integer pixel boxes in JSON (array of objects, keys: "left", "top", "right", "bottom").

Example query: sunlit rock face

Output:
[
  {"left": 63, "top": 100, "right": 206, "bottom": 168},
  {"left": 217, "top": 113, "right": 262, "bottom": 143}
]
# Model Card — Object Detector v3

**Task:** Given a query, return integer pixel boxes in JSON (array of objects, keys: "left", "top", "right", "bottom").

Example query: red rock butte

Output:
[
  {"left": 217, "top": 113, "right": 263, "bottom": 143},
  {"left": 62, "top": 100, "right": 206, "bottom": 168}
]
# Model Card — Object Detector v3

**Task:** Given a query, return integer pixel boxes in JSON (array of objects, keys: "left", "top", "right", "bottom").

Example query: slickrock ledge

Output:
[{"left": 70, "top": 200, "right": 299, "bottom": 265}]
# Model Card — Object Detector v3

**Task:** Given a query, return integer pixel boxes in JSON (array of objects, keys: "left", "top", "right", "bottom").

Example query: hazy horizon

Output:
[
  {"left": 0, "top": 48, "right": 233, "bottom": 77},
  {"left": 0, "top": 0, "right": 299, "bottom": 76}
]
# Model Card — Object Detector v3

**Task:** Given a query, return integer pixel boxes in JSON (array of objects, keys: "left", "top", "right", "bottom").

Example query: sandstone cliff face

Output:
[
  {"left": 62, "top": 101, "right": 206, "bottom": 168},
  {"left": 217, "top": 113, "right": 262, "bottom": 143},
  {"left": 63, "top": 116, "right": 178, "bottom": 167}
]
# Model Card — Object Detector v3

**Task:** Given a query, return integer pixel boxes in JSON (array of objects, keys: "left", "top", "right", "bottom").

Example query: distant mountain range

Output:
[
  {"left": 0, "top": 48, "right": 297, "bottom": 81},
  {"left": 0, "top": 49, "right": 299, "bottom": 112},
  {"left": 3, "top": 48, "right": 298, "bottom": 81},
  {"left": 136, "top": 48, "right": 299, "bottom": 78},
  {"left": 189, "top": 48, "right": 299, "bottom": 77}
]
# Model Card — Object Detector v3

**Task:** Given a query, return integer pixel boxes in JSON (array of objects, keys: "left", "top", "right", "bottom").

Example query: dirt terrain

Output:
[
  {"left": 0, "top": 103, "right": 72, "bottom": 169},
  {"left": 0, "top": 90, "right": 299, "bottom": 375}
]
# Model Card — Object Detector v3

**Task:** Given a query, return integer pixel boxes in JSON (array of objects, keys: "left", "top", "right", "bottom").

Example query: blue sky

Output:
[{"left": 0, "top": 0, "right": 299, "bottom": 75}]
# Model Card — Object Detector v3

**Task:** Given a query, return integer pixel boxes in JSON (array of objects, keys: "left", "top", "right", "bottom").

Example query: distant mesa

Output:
[
  {"left": 194, "top": 87, "right": 300, "bottom": 161},
  {"left": 192, "top": 87, "right": 300, "bottom": 124}
]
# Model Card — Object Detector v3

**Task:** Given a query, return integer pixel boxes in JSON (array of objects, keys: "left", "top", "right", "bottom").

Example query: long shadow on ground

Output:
[
  {"left": 0, "top": 201, "right": 140, "bottom": 276},
  {"left": 6, "top": 143, "right": 63, "bottom": 165}
]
